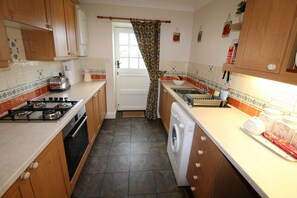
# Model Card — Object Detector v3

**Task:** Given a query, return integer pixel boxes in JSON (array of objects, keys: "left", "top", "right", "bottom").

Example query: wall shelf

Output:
[{"left": 230, "top": 22, "right": 242, "bottom": 31}]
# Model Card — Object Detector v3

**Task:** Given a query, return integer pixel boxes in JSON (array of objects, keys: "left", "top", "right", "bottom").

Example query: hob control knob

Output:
[
  {"left": 42, "top": 98, "right": 46, "bottom": 101},
  {"left": 54, "top": 97, "right": 58, "bottom": 101},
  {"left": 179, "top": 123, "right": 185, "bottom": 128},
  {"left": 64, "top": 97, "right": 68, "bottom": 101},
  {"left": 49, "top": 97, "right": 53, "bottom": 101},
  {"left": 59, "top": 97, "right": 63, "bottom": 101}
]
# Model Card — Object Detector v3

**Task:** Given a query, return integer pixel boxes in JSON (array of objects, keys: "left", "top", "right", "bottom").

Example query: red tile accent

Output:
[
  {"left": 233, "top": 99, "right": 240, "bottom": 108},
  {"left": 247, "top": 106, "right": 258, "bottom": 117},
  {"left": 1, "top": 100, "right": 12, "bottom": 112},
  {"left": 239, "top": 102, "right": 248, "bottom": 113},
  {"left": 228, "top": 97, "right": 234, "bottom": 105}
]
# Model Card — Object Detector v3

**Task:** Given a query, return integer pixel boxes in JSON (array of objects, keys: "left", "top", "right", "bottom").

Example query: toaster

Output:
[{"left": 49, "top": 73, "right": 71, "bottom": 92}]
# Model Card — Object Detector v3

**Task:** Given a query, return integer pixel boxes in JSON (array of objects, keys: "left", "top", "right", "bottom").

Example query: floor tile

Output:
[
  {"left": 100, "top": 173, "right": 129, "bottom": 197},
  {"left": 131, "top": 142, "right": 150, "bottom": 154},
  {"left": 129, "top": 194, "right": 157, "bottom": 198},
  {"left": 154, "top": 170, "right": 180, "bottom": 193},
  {"left": 130, "top": 154, "right": 152, "bottom": 171},
  {"left": 82, "top": 156, "right": 108, "bottom": 174},
  {"left": 116, "top": 122, "right": 131, "bottom": 134},
  {"left": 148, "top": 132, "right": 166, "bottom": 142},
  {"left": 131, "top": 133, "right": 148, "bottom": 142},
  {"left": 150, "top": 153, "right": 172, "bottom": 170},
  {"left": 114, "top": 134, "right": 131, "bottom": 143},
  {"left": 106, "top": 155, "right": 130, "bottom": 173},
  {"left": 95, "top": 132, "right": 114, "bottom": 144},
  {"left": 110, "top": 142, "right": 131, "bottom": 155},
  {"left": 72, "top": 173, "right": 104, "bottom": 197},
  {"left": 129, "top": 171, "right": 156, "bottom": 195},
  {"left": 157, "top": 192, "right": 185, "bottom": 198},
  {"left": 149, "top": 142, "right": 168, "bottom": 154},
  {"left": 89, "top": 143, "right": 111, "bottom": 156}
]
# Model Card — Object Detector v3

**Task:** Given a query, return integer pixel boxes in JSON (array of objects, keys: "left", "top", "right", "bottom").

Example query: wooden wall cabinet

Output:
[
  {"left": 49, "top": 0, "right": 78, "bottom": 60},
  {"left": 159, "top": 85, "right": 175, "bottom": 133},
  {"left": 2, "top": 133, "right": 71, "bottom": 198},
  {"left": 0, "top": 0, "right": 52, "bottom": 30},
  {"left": 223, "top": 0, "right": 297, "bottom": 85},
  {"left": 0, "top": 12, "right": 10, "bottom": 68},
  {"left": 187, "top": 125, "right": 259, "bottom": 198}
]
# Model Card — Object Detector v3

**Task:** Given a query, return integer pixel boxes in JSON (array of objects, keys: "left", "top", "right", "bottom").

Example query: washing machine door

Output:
[{"left": 171, "top": 124, "right": 180, "bottom": 153}]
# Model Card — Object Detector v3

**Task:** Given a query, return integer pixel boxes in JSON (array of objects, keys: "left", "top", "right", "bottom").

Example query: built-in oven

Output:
[{"left": 62, "top": 106, "right": 89, "bottom": 180}]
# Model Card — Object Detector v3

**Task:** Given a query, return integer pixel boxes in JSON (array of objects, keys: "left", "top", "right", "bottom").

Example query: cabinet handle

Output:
[
  {"left": 266, "top": 64, "right": 276, "bottom": 71},
  {"left": 29, "top": 162, "right": 39, "bottom": 169},
  {"left": 195, "top": 163, "right": 201, "bottom": 168},
  {"left": 68, "top": 51, "right": 71, "bottom": 55},
  {"left": 193, "top": 175, "right": 198, "bottom": 180},
  {"left": 93, "top": 93, "right": 98, "bottom": 98},
  {"left": 20, "top": 172, "right": 30, "bottom": 180},
  {"left": 164, "top": 89, "right": 167, "bottom": 93},
  {"left": 190, "top": 187, "right": 196, "bottom": 191},
  {"left": 200, "top": 136, "right": 206, "bottom": 141},
  {"left": 198, "top": 150, "right": 203, "bottom": 155}
]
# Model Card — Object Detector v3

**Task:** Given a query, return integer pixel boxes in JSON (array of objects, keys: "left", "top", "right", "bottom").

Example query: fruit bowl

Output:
[{"left": 173, "top": 80, "right": 185, "bottom": 86}]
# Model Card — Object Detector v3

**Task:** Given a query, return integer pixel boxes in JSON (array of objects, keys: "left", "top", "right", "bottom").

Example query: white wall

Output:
[{"left": 81, "top": 3, "right": 194, "bottom": 117}]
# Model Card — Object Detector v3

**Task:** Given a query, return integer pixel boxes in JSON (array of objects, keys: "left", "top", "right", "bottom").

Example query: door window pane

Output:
[
  {"left": 130, "top": 58, "right": 138, "bottom": 69},
  {"left": 120, "top": 58, "right": 129, "bottom": 68},
  {"left": 139, "top": 59, "right": 146, "bottom": 69},
  {"left": 130, "top": 34, "right": 138, "bottom": 45},
  {"left": 119, "top": 33, "right": 128, "bottom": 45},
  {"left": 130, "top": 46, "right": 139, "bottom": 57},
  {"left": 119, "top": 46, "right": 128, "bottom": 57}
]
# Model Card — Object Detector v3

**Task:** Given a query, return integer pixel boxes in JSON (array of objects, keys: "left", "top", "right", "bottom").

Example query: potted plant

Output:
[{"left": 236, "top": 0, "right": 246, "bottom": 22}]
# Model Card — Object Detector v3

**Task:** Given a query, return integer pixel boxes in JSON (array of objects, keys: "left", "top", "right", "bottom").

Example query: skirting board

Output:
[{"left": 105, "top": 111, "right": 117, "bottom": 119}]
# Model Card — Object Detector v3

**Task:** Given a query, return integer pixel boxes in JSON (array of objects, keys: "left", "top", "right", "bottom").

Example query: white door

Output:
[{"left": 114, "top": 27, "right": 150, "bottom": 110}]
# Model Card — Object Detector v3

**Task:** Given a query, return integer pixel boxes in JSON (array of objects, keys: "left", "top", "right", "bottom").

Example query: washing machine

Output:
[{"left": 167, "top": 102, "right": 195, "bottom": 186}]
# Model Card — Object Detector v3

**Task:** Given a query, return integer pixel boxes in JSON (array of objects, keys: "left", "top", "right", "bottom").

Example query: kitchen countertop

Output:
[
  {"left": 0, "top": 80, "right": 105, "bottom": 197},
  {"left": 161, "top": 80, "right": 297, "bottom": 198}
]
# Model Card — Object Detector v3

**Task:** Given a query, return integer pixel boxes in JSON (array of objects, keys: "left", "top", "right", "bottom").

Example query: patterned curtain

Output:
[{"left": 131, "top": 20, "right": 166, "bottom": 120}]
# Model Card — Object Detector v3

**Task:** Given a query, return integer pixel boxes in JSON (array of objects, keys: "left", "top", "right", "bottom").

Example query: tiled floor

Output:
[{"left": 72, "top": 112, "right": 194, "bottom": 198}]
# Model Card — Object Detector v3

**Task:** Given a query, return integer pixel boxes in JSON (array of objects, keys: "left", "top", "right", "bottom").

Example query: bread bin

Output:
[{"left": 49, "top": 73, "right": 71, "bottom": 92}]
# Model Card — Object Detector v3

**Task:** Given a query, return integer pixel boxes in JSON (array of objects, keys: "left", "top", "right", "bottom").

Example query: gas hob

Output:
[{"left": 0, "top": 97, "right": 80, "bottom": 122}]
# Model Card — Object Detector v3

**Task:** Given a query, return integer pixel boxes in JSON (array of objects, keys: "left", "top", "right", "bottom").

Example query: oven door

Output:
[{"left": 63, "top": 114, "right": 88, "bottom": 180}]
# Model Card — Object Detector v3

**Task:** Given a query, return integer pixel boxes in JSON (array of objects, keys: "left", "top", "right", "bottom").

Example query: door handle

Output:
[{"left": 116, "top": 60, "right": 121, "bottom": 68}]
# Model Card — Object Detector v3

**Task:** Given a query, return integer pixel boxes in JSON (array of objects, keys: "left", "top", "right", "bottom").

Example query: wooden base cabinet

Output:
[
  {"left": 3, "top": 133, "right": 71, "bottom": 198},
  {"left": 86, "top": 84, "right": 107, "bottom": 145},
  {"left": 159, "top": 85, "right": 175, "bottom": 133},
  {"left": 187, "top": 125, "right": 259, "bottom": 198}
]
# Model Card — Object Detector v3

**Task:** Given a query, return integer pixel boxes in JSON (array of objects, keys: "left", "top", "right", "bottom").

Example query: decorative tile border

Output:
[
  {"left": 0, "top": 78, "right": 50, "bottom": 103},
  {"left": 87, "top": 69, "right": 106, "bottom": 75}
]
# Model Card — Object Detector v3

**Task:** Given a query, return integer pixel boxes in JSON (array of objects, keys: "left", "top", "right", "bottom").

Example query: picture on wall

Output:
[{"left": 222, "top": 14, "right": 232, "bottom": 38}]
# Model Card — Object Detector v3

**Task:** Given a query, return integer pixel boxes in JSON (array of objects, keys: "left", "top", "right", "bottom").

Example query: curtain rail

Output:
[{"left": 97, "top": 15, "right": 171, "bottom": 23}]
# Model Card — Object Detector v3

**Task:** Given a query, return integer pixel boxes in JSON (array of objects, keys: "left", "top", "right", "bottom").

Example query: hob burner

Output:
[
  {"left": 56, "top": 102, "right": 72, "bottom": 109},
  {"left": 43, "top": 110, "right": 62, "bottom": 120},
  {"left": 14, "top": 111, "right": 32, "bottom": 120}
]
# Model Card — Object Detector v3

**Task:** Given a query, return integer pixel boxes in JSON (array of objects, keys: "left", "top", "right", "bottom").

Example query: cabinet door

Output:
[
  {"left": 163, "top": 93, "right": 175, "bottom": 133},
  {"left": 49, "top": 0, "right": 69, "bottom": 58},
  {"left": 0, "top": 0, "right": 51, "bottom": 30},
  {"left": 235, "top": 0, "right": 297, "bottom": 73},
  {"left": 92, "top": 91, "right": 100, "bottom": 134},
  {"left": 64, "top": 0, "right": 78, "bottom": 57},
  {"left": 86, "top": 98, "right": 96, "bottom": 145},
  {"left": 2, "top": 177, "right": 35, "bottom": 198},
  {"left": 29, "top": 133, "right": 70, "bottom": 198},
  {"left": 0, "top": 14, "right": 10, "bottom": 67},
  {"left": 99, "top": 85, "right": 107, "bottom": 127}
]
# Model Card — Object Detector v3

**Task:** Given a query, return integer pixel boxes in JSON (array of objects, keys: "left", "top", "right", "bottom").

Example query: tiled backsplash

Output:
[
  {"left": 163, "top": 62, "right": 297, "bottom": 116},
  {"left": 0, "top": 61, "right": 63, "bottom": 114}
]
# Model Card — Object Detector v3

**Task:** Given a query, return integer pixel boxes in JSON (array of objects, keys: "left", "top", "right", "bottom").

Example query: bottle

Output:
[
  {"left": 272, "top": 115, "right": 297, "bottom": 142},
  {"left": 259, "top": 108, "right": 282, "bottom": 132}
]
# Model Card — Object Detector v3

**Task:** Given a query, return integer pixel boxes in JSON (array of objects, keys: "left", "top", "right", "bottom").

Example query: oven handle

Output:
[{"left": 69, "top": 116, "right": 87, "bottom": 138}]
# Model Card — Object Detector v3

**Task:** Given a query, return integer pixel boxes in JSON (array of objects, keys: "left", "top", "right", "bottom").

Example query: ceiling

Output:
[{"left": 78, "top": 0, "right": 214, "bottom": 11}]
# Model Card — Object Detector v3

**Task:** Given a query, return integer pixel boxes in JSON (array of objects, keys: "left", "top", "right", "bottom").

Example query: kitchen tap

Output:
[{"left": 197, "top": 80, "right": 208, "bottom": 94}]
